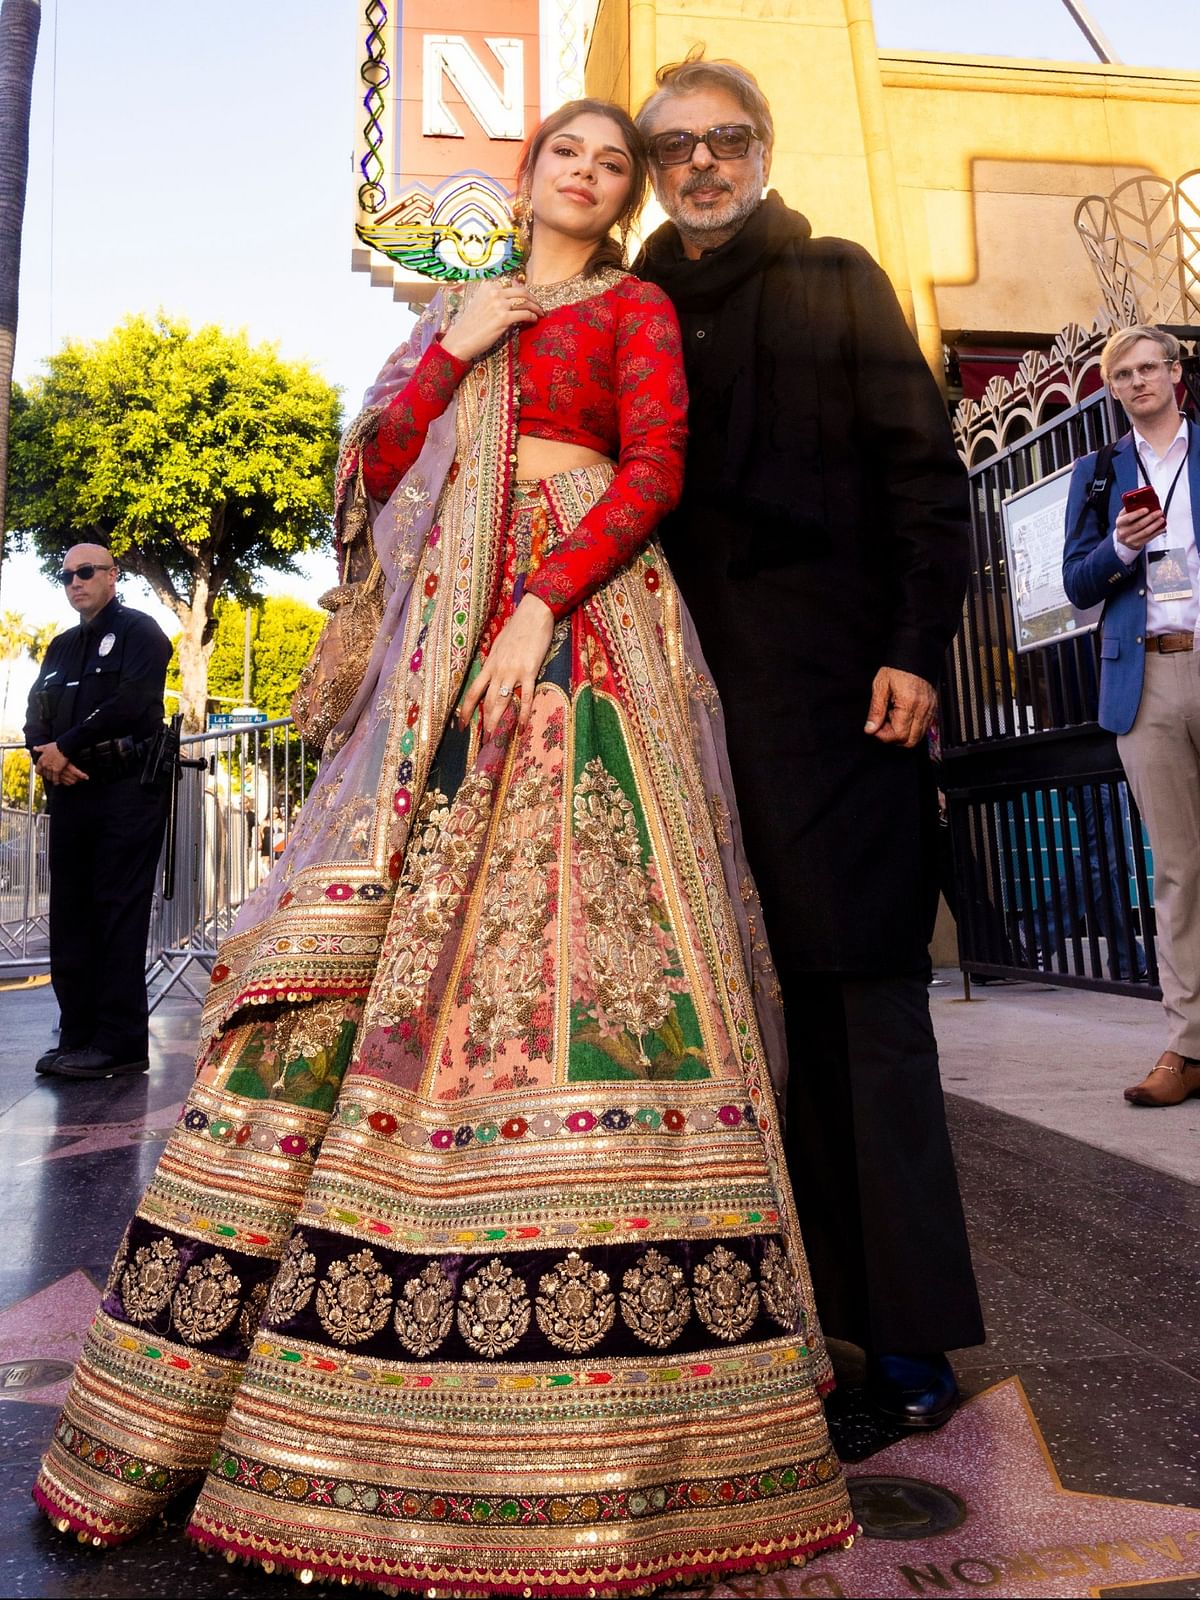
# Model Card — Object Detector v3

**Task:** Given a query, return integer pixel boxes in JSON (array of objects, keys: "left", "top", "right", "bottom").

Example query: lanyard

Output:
[{"left": 1136, "top": 416, "right": 1189, "bottom": 519}]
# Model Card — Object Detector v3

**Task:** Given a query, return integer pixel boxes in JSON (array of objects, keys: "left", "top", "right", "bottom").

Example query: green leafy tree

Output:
[
  {"left": 5, "top": 314, "right": 342, "bottom": 727},
  {"left": 165, "top": 594, "right": 326, "bottom": 720},
  {"left": 250, "top": 595, "right": 326, "bottom": 719},
  {"left": 0, "top": 608, "right": 54, "bottom": 661},
  {"left": 2, "top": 747, "right": 41, "bottom": 810}
]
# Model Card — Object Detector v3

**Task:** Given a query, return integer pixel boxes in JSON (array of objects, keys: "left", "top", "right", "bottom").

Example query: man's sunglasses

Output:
[
  {"left": 56, "top": 563, "right": 114, "bottom": 584},
  {"left": 647, "top": 123, "right": 761, "bottom": 167}
]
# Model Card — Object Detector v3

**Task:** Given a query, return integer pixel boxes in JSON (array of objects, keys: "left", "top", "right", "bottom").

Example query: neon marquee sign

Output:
[{"left": 353, "top": 1, "right": 587, "bottom": 283}]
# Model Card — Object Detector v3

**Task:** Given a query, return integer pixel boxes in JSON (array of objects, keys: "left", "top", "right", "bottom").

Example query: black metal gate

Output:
[{"left": 940, "top": 387, "right": 1158, "bottom": 995}]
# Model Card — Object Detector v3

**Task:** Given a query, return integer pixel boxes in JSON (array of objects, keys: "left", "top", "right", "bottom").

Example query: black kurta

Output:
[
  {"left": 637, "top": 197, "right": 984, "bottom": 1353},
  {"left": 639, "top": 195, "right": 969, "bottom": 976}
]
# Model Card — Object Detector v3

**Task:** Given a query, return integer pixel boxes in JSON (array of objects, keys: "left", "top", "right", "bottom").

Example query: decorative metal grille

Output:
[
  {"left": 1075, "top": 169, "right": 1200, "bottom": 331},
  {"left": 953, "top": 323, "right": 1108, "bottom": 468}
]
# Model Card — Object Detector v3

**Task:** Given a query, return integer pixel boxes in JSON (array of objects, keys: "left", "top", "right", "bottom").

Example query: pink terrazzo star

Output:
[
  {"left": 13, "top": 1099, "right": 182, "bottom": 1163},
  {"left": 693, "top": 1378, "right": 1200, "bottom": 1599},
  {"left": 0, "top": 1271, "right": 100, "bottom": 1408}
]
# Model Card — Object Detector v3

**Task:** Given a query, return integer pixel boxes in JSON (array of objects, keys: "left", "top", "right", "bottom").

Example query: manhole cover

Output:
[
  {"left": 0, "top": 1358, "right": 75, "bottom": 1395},
  {"left": 849, "top": 1475, "right": 967, "bottom": 1540}
]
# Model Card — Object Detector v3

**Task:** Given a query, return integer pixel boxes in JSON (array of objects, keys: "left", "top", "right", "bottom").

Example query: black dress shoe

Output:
[
  {"left": 867, "top": 1353, "right": 959, "bottom": 1430},
  {"left": 35, "top": 1047, "right": 68, "bottom": 1075},
  {"left": 42, "top": 1049, "right": 150, "bottom": 1080}
]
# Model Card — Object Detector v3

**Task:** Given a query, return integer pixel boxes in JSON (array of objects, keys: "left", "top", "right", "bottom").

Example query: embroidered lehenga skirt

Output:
[{"left": 36, "top": 467, "right": 854, "bottom": 1595}]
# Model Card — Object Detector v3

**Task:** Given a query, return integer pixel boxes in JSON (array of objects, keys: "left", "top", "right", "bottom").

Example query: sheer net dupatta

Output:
[{"left": 32, "top": 293, "right": 518, "bottom": 1547}]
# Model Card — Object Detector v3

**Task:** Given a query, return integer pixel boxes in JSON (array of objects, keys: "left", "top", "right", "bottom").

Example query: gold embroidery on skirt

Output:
[
  {"left": 760, "top": 1238, "right": 801, "bottom": 1331},
  {"left": 121, "top": 1238, "right": 181, "bottom": 1321},
  {"left": 693, "top": 1245, "right": 759, "bottom": 1342},
  {"left": 619, "top": 1248, "right": 691, "bottom": 1347},
  {"left": 535, "top": 1252, "right": 616, "bottom": 1353},
  {"left": 315, "top": 1248, "right": 394, "bottom": 1345},
  {"left": 393, "top": 1262, "right": 454, "bottom": 1357},
  {"left": 456, "top": 1258, "right": 530, "bottom": 1357},
  {"left": 238, "top": 1281, "right": 270, "bottom": 1347},
  {"left": 265, "top": 1233, "right": 317, "bottom": 1323},
  {"left": 573, "top": 758, "right": 674, "bottom": 1058},
  {"left": 372, "top": 775, "right": 493, "bottom": 1026},
  {"left": 105, "top": 1227, "right": 131, "bottom": 1298},
  {"left": 171, "top": 1255, "right": 243, "bottom": 1345},
  {"left": 469, "top": 767, "right": 560, "bottom": 1059},
  {"left": 278, "top": 1002, "right": 346, "bottom": 1068}
]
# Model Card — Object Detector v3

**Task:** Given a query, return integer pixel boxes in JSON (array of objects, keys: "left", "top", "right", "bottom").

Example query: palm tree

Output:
[{"left": 0, "top": 0, "right": 42, "bottom": 587}]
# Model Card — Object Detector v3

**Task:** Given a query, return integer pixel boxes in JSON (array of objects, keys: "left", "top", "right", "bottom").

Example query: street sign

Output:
[{"left": 207, "top": 709, "right": 268, "bottom": 728}]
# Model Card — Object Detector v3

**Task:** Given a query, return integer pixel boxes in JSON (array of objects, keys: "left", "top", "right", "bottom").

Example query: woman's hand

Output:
[
  {"left": 459, "top": 594, "right": 554, "bottom": 736},
  {"left": 441, "top": 281, "right": 541, "bottom": 366}
]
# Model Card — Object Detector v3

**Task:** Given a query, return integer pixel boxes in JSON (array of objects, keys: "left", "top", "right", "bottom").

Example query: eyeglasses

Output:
[
  {"left": 56, "top": 563, "right": 114, "bottom": 584},
  {"left": 1108, "top": 359, "right": 1176, "bottom": 387},
  {"left": 647, "top": 123, "right": 761, "bottom": 167}
]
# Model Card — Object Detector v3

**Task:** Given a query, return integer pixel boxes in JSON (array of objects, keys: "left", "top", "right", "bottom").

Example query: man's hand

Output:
[
  {"left": 864, "top": 667, "right": 936, "bottom": 748},
  {"left": 32, "top": 742, "right": 89, "bottom": 786},
  {"left": 1114, "top": 503, "right": 1167, "bottom": 553}
]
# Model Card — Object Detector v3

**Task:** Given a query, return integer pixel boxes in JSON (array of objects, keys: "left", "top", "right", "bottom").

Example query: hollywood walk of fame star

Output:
[
  {"left": 13, "top": 1101, "right": 182, "bottom": 1164},
  {"left": 0, "top": 1271, "right": 102, "bottom": 1409},
  {"left": 684, "top": 1378, "right": 1200, "bottom": 1600}
]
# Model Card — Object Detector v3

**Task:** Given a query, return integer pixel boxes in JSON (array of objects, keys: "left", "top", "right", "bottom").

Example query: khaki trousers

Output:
[{"left": 1117, "top": 649, "right": 1200, "bottom": 1058}]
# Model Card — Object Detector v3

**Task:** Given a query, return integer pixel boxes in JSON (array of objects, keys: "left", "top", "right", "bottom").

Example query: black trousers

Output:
[
  {"left": 782, "top": 972, "right": 985, "bottom": 1355},
  {"left": 47, "top": 776, "right": 168, "bottom": 1061}
]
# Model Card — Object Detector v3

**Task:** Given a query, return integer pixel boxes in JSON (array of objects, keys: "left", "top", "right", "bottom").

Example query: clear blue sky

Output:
[{"left": 3, "top": 0, "right": 1197, "bottom": 634}]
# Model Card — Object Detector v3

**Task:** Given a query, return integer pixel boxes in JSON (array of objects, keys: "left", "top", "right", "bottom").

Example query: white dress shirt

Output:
[{"left": 1114, "top": 414, "right": 1197, "bottom": 636}]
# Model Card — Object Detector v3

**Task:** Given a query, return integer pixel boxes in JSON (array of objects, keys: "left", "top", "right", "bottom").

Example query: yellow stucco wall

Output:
[
  {"left": 882, "top": 53, "right": 1200, "bottom": 346},
  {"left": 587, "top": 0, "right": 1200, "bottom": 366}
]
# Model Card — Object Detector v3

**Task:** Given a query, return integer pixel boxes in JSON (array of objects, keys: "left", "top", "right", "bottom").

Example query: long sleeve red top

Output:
[{"left": 360, "top": 276, "right": 688, "bottom": 619}]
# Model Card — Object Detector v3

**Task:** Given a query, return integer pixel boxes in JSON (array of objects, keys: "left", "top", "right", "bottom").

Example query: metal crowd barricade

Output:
[
  {"left": 146, "top": 717, "right": 313, "bottom": 1009},
  {"left": 0, "top": 744, "right": 50, "bottom": 969}
]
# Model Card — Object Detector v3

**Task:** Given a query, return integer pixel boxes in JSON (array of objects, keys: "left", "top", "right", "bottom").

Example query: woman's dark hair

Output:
[{"left": 514, "top": 98, "right": 649, "bottom": 276}]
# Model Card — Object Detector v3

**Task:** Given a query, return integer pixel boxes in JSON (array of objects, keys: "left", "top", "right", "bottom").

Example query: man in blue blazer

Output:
[{"left": 1062, "top": 324, "right": 1200, "bottom": 1107}]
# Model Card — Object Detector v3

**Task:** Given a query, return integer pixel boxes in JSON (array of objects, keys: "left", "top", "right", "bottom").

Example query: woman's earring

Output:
[{"left": 512, "top": 192, "right": 533, "bottom": 260}]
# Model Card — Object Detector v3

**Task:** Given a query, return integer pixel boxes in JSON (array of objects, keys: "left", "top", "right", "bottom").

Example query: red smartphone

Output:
[{"left": 1122, "top": 485, "right": 1161, "bottom": 515}]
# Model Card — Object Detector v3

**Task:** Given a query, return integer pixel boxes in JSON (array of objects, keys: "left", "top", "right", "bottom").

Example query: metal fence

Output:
[
  {"left": 0, "top": 720, "right": 313, "bottom": 1004},
  {"left": 146, "top": 717, "right": 314, "bottom": 1008},
  {"left": 941, "top": 387, "right": 1159, "bottom": 995},
  {"left": 0, "top": 748, "right": 50, "bottom": 967}
]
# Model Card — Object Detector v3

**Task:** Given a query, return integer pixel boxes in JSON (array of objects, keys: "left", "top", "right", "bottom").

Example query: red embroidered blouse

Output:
[{"left": 360, "top": 276, "right": 688, "bottom": 618}]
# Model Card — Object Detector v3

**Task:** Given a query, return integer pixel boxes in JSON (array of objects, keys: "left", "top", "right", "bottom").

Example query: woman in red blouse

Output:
[{"left": 37, "top": 101, "right": 852, "bottom": 1596}]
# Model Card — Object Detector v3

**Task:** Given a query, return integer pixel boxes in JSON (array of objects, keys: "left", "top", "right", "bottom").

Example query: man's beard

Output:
[{"left": 672, "top": 172, "right": 761, "bottom": 245}]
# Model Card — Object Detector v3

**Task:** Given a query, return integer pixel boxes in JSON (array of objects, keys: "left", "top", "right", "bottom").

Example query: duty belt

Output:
[{"left": 74, "top": 735, "right": 155, "bottom": 781}]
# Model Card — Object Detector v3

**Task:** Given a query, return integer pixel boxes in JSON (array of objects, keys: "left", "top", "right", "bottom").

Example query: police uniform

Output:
[{"left": 25, "top": 597, "right": 172, "bottom": 1074}]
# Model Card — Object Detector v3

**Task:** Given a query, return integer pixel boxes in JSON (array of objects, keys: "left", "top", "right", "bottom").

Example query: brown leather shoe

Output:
[{"left": 1124, "top": 1051, "right": 1200, "bottom": 1107}]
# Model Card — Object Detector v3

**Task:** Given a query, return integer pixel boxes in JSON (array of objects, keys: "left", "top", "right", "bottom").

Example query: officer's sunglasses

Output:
[
  {"left": 647, "top": 123, "right": 761, "bottom": 166},
  {"left": 56, "top": 562, "right": 114, "bottom": 584}
]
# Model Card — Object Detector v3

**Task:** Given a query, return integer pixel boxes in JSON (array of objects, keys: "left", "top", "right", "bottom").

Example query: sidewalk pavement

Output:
[{"left": 929, "top": 969, "right": 1197, "bottom": 1184}]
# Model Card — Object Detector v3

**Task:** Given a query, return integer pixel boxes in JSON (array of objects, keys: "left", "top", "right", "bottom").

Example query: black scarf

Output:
[{"left": 635, "top": 191, "right": 821, "bottom": 531}]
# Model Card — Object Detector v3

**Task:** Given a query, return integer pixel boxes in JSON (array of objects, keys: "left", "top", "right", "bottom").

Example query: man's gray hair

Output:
[{"left": 635, "top": 49, "right": 774, "bottom": 156}]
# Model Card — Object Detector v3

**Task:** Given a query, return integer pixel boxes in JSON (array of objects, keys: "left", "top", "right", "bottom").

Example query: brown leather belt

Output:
[{"left": 1145, "top": 631, "right": 1195, "bottom": 654}]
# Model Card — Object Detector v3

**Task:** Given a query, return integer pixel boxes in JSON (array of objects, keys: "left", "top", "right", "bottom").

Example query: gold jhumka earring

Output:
[{"left": 511, "top": 192, "right": 533, "bottom": 264}]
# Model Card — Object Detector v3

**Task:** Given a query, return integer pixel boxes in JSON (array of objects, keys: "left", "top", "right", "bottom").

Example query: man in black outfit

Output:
[
  {"left": 635, "top": 55, "right": 984, "bottom": 1427},
  {"left": 25, "top": 544, "right": 172, "bottom": 1079}
]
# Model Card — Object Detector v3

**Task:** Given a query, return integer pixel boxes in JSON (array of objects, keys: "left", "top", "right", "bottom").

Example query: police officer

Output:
[{"left": 25, "top": 544, "right": 172, "bottom": 1079}]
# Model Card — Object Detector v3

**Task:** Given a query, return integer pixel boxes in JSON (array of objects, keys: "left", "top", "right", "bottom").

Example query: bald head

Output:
[{"left": 61, "top": 543, "right": 118, "bottom": 624}]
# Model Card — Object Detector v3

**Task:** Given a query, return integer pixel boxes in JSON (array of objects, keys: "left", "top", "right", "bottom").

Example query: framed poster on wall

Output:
[{"left": 1002, "top": 464, "right": 1104, "bottom": 652}]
